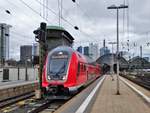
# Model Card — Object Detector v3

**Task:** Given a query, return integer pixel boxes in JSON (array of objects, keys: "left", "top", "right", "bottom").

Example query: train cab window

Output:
[{"left": 48, "top": 51, "right": 69, "bottom": 79}]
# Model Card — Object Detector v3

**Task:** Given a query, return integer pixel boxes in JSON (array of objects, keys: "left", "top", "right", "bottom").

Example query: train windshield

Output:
[{"left": 47, "top": 51, "right": 69, "bottom": 80}]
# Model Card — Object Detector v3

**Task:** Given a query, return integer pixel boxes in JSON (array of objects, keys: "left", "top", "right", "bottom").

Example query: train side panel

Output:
[
  {"left": 63, "top": 52, "right": 78, "bottom": 87},
  {"left": 41, "top": 46, "right": 102, "bottom": 96}
]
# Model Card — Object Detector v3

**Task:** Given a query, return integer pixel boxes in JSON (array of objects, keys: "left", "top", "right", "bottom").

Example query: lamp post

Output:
[
  {"left": 140, "top": 45, "right": 144, "bottom": 76},
  {"left": 107, "top": 4, "right": 128, "bottom": 95},
  {"left": 108, "top": 42, "right": 117, "bottom": 75}
]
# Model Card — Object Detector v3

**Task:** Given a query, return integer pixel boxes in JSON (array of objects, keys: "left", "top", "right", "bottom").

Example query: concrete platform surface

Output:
[
  {"left": 54, "top": 75, "right": 105, "bottom": 113},
  {"left": 90, "top": 75, "right": 150, "bottom": 113},
  {"left": 0, "top": 80, "right": 37, "bottom": 90}
]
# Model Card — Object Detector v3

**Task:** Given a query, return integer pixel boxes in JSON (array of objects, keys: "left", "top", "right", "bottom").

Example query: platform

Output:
[
  {"left": 89, "top": 75, "right": 150, "bottom": 113},
  {"left": 0, "top": 80, "right": 37, "bottom": 90},
  {"left": 0, "top": 80, "right": 38, "bottom": 102}
]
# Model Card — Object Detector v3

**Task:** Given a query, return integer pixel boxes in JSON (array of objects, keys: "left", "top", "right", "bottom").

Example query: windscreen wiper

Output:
[{"left": 55, "top": 62, "right": 66, "bottom": 77}]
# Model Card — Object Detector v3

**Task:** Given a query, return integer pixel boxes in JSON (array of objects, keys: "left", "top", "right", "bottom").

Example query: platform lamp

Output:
[
  {"left": 108, "top": 42, "right": 117, "bottom": 75},
  {"left": 107, "top": 4, "right": 128, "bottom": 95}
]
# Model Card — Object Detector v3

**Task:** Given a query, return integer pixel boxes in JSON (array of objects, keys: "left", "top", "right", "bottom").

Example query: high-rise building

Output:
[
  {"left": 20, "top": 45, "right": 32, "bottom": 62},
  {"left": 89, "top": 43, "right": 99, "bottom": 60},
  {"left": 100, "top": 47, "right": 110, "bottom": 56},
  {"left": 84, "top": 46, "right": 89, "bottom": 56},
  {"left": 100, "top": 39, "right": 110, "bottom": 57},
  {"left": 0, "top": 23, "right": 12, "bottom": 65},
  {"left": 77, "top": 46, "right": 83, "bottom": 54}
]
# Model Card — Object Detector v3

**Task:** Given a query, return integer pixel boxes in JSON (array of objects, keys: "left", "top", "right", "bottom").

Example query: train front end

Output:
[{"left": 42, "top": 46, "right": 78, "bottom": 97}]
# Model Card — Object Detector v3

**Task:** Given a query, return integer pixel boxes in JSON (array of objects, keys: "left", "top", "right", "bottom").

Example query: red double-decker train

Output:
[{"left": 42, "top": 46, "right": 101, "bottom": 97}]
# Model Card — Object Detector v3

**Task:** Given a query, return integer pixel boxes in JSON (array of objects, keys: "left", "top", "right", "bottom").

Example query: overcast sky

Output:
[{"left": 0, "top": 0, "right": 150, "bottom": 60}]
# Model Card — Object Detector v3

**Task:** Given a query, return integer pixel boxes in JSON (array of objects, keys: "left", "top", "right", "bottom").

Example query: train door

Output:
[{"left": 77, "top": 62, "right": 87, "bottom": 85}]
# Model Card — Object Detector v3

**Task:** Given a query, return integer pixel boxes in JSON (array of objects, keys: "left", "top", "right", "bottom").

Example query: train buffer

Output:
[{"left": 55, "top": 75, "right": 150, "bottom": 113}]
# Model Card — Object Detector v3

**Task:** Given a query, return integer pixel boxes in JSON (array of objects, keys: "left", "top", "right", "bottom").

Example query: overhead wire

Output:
[
  {"left": 58, "top": 0, "right": 61, "bottom": 26},
  {"left": 7, "top": 0, "right": 105, "bottom": 53},
  {"left": 34, "top": 0, "right": 95, "bottom": 42},
  {"left": 73, "top": 1, "right": 92, "bottom": 21},
  {"left": 127, "top": 0, "right": 129, "bottom": 41},
  {"left": 5, "top": 0, "right": 47, "bottom": 26},
  {"left": 60, "top": 0, "right": 63, "bottom": 26},
  {"left": 35, "top": 0, "right": 74, "bottom": 27},
  {"left": 19, "top": 0, "right": 51, "bottom": 23},
  {"left": 72, "top": 0, "right": 111, "bottom": 44},
  {"left": 9, "top": 31, "right": 34, "bottom": 47},
  {"left": 2, "top": 0, "right": 95, "bottom": 59},
  {"left": 46, "top": 0, "right": 48, "bottom": 20},
  {"left": 72, "top": 1, "right": 99, "bottom": 43},
  {"left": 43, "top": 0, "right": 45, "bottom": 18},
  {"left": 123, "top": 0, "right": 125, "bottom": 39},
  {"left": 35, "top": 0, "right": 74, "bottom": 28},
  {"left": 11, "top": 31, "right": 33, "bottom": 39},
  {"left": 5, "top": 0, "right": 81, "bottom": 39},
  {"left": 1, "top": 0, "right": 37, "bottom": 41}
]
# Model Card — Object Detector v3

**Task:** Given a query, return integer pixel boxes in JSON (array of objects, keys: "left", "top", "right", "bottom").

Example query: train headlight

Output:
[
  {"left": 47, "top": 76, "right": 51, "bottom": 80},
  {"left": 62, "top": 76, "right": 66, "bottom": 80}
]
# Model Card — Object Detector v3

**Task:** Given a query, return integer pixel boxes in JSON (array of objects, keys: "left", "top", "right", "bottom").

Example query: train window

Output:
[
  {"left": 81, "top": 63, "right": 84, "bottom": 72},
  {"left": 84, "top": 65, "right": 86, "bottom": 71},
  {"left": 77, "top": 63, "right": 80, "bottom": 74},
  {"left": 80, "top": 64, "right": 82, "bottom": 71}
]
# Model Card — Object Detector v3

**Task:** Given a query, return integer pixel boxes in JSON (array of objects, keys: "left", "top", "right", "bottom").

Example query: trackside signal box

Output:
[{"left": 46, "top": 26, "right": 74, "bottom": 51}]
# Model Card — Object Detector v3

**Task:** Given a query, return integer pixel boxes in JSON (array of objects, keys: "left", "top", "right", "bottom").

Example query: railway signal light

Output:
[
  {"left": 33, "top": 29, "right": 40, "bottom": 42},
  {"left": 33, "top": 23, "right": 46, "bottom": 43},
  {"left": 33, "top": 29, "right": 46, "bottom": 43}
]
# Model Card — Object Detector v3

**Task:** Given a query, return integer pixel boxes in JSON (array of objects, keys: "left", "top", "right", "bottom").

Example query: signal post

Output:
[{"left": 33, "top": 22, "right": 47, "bottom": 99}]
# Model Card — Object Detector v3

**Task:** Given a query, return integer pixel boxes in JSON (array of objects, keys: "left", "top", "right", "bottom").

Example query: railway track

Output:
[
  {"left": 0, "top": 91, "right": 35, "bottom": 109},
  {"left": 0, "top": 75, "right": 103, "bottom": 113},
  {"left": 0, "top": 95, "right": 70, "bottom": 113},
  {"left": 29, "top": 99, "right": 66, "bottom": 113},
  {"left": 120, "top": 74, "right": 150, "bottom": 90}
]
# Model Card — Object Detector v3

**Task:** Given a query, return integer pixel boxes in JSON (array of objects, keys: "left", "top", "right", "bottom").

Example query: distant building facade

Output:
[
  {"left": 89, "top": 43, "right": 99, "bottom": 60},
  {"left": 20, "top": 45, "right": 32, "bottom": 62},
  {"left": 77, "top": 46, "right": 83, "bottom": 54},
  {"left": 84, "top": 46, "right": 89, "bottom": 56},
  {"left": 0, "top": 23, "right": 12, "bottom": 65},
  {"left": 100, "top": 39, "right": 110, "bottom": 57},
  {"left": 100, "top": 47, "right": 110, "bottom": 56}
]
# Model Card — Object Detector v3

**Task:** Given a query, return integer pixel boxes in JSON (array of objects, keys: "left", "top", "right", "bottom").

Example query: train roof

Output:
[
  {"left": 49, "top": 46, "right": 74, "bottom": 55},
  {"left": 49, "top": 46, "right": 97, "bottom": 65},
  {"left": 84, "top": 56, "right": 97, "bottom": 65},
  {"left": 76, "top": 50, "right": 97, "bottom": 65}
]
